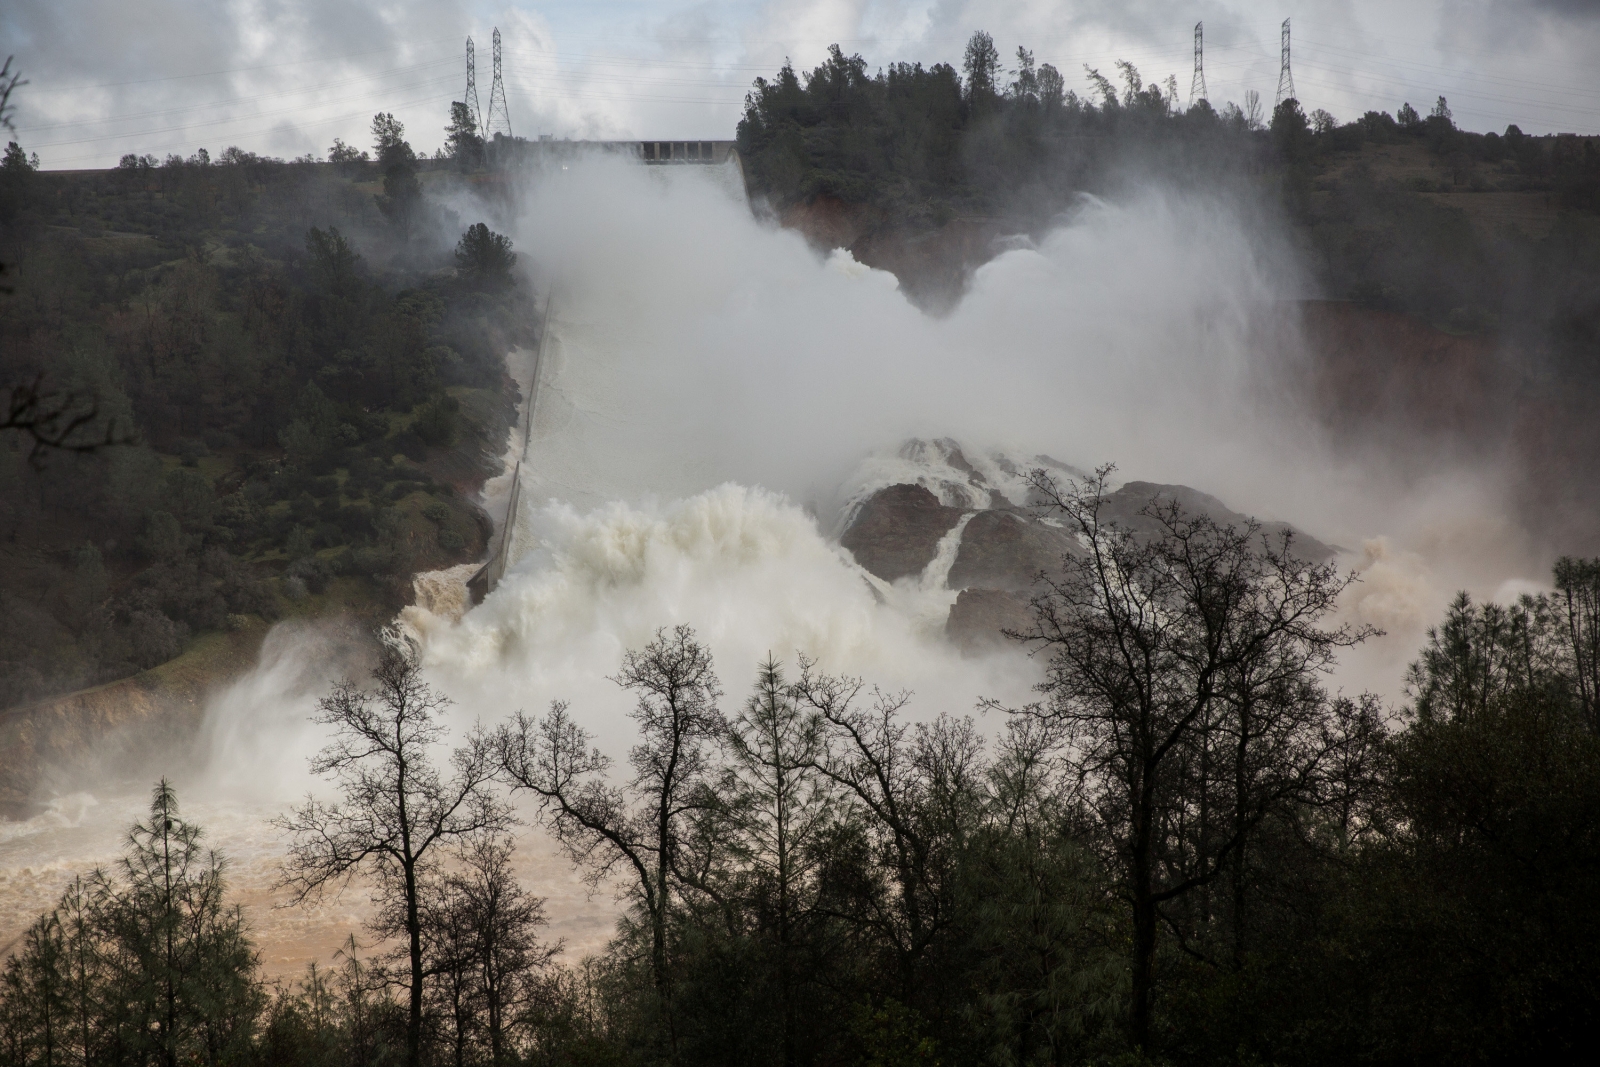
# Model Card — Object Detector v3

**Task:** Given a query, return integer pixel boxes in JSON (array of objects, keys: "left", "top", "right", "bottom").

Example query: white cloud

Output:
[{"left": 2, "top": 0, "right": 1596, "bottom": 169}]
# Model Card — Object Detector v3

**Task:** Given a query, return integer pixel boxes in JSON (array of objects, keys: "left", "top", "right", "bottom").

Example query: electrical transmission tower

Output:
[
  {"left": 464, "top": 37, "right": 482, "bottom": 131},
  {"left": 1190, "top": 21, "right": 1207, "bottom": 106},
  {"left": 486, "top": 27, "right": 512, "bottom": 139},
  {"left": 1276, "top": 18, "right": 1296, "bottom": 106}
]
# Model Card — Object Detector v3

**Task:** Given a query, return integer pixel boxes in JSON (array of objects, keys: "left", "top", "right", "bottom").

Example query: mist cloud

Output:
[{"left": 407, "top": 157, "right": 1541, "bottom": 711}]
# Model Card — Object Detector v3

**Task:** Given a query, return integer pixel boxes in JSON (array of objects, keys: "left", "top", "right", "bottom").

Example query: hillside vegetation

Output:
[
  {"left": 737, "top": 36, "right": 1600, "bottom": 543},
  {"left": 738, "top": 38, "right": 1600, "bottom": 328},
  {"left": 0, "top": 119, "right": 532, "bottom": 710}
]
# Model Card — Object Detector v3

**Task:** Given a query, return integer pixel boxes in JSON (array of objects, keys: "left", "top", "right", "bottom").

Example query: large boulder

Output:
[
  {"left": 1100, "top": 482, "right": 1336, "bottom": 561},
  {"left": 946, "top": 588, "right": 1035, "bottom": 653},
  {"left": 947, "top": 509, "right": 1079, "bottom": 591},
  {"left": 839, "top": 483, "right": 966, "bottom": 582},
  {"left": 839, "top": 461, "right": 1339, "bottom": 654}
]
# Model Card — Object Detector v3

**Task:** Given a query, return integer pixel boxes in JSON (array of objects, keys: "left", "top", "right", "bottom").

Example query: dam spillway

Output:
[{"left": 4, "top": 152, "right": 1468, "bottom": 981}]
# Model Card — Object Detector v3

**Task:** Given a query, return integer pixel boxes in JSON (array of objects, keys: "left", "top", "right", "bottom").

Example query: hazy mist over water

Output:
[{"left": 1, "top": 153, "right": 1549, "bottom": 968}]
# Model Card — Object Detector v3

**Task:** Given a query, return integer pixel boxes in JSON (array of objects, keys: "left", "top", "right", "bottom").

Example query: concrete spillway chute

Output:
[{"left": 467, "top": 290, "right": 553, "bottom": 606}]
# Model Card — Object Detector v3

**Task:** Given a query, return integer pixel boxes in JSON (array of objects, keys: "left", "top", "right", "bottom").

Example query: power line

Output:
[
  {"left": 32, "top": 40, "right": 462, "bottom": 93},
  {"left": 498, "top": 39, "right": 1199, "bottom": 74},
  {"left": 1288, "top": 55, "right": 1600, "bottom": 122},
  {"left": 16, "top": 58, "right": 462, "bottom": 134},
  {"left": 29, "top": 17, "right": 1600, "bottom": 165},
  {"left": 1299, "top": 37, "right": 1600, "bottom": 101},
  {"left": 1287, "top": 68, "right": 1600, "bottom": 133},
  {"left": 25, "top": 76, "right": 458, "bottom": 150},
  {"left": 503, "top": 86, "right": 745, "bottom": 107},
  {"left": 41, "top": 88, "right": 460, "bottom": 167}
]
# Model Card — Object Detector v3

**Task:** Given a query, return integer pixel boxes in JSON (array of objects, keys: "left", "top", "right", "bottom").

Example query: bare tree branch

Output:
[
  {"left": 275, "top": 636, "right": 508, "bottom": 1067},
  {"left": 1, "top": 375, "right": 131, "bottom": 466}
]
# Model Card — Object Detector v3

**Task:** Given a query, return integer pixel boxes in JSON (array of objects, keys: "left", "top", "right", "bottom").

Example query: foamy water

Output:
[{"left": 2, "top": 155, "right": 1547, "bottom": 969}]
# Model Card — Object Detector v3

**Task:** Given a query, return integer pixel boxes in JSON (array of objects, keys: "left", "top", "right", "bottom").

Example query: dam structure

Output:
[{"left": 489, "top": 138, "right": 740, "bottom": 169}]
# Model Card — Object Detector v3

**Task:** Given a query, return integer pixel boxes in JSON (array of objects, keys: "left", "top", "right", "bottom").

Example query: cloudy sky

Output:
[{"left": 4, "top": 0, "right": 1598, "bottom": 169}]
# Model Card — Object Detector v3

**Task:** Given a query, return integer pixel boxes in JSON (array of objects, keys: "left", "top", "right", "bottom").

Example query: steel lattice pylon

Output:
[
  {"left": 486, "top": 27, "right": 512, "bottom": 140},
  {"left": 1190, "top": 22, "right": 1207, "bottom": 107},
  {"left": 1276, "top": 18, "right": 1296, "bottom": 106},
  {"left": 465, "top": 37, "right": 483, "bottom": 132}
]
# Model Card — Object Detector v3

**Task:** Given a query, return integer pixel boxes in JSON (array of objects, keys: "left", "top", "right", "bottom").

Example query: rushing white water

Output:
[{"left": 2, "top": 154, "right": 1546, "bottom": 971}]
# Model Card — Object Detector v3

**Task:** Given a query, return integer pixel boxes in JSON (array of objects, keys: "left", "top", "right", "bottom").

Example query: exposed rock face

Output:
[
  {"left": 838, "top": 483, "right": 966, "bottom": 582},
  {"left": 947, "top": 509, "right": 1079, "bottom": 591},
  {"left": 836, "top": 440, "right": 1339, "bottom": 655},
  {"left": 0, "top": 620, "right": 375, "bottom": 818},
  {"left": 841, "top": 437, "right": 1083, "bottom": 524},
  {"left": 776, "top": 197, "right": 1019, "bottom": 314},
  {"left": 0, "top": 629, "right": 260, "bottom": 817},
  {"left": 1098, "top": 482, "right": 1337, "bottom": 561},
  {"left": 947, "top": 589, "right": 1035, "bottom": 653}
]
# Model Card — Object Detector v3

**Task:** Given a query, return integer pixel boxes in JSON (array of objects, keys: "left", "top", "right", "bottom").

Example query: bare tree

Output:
[
  {"left": 1, "top": 56, "right": 25, "bottom": 298},
  {"left": 418, "top": 872, "right": 482, "bottom": 1067},
  {"left": 793, "top": 663, "right": 985, "bottom": 1000},
  {"left": 493, "top": 625, "right": 723, "bottom": 1062},
  {"left": 2, "top": 55, "right": 128, "bottom": 451},
  {"left": 277, "top": 637, "right": 508, "bottom": 1067},
  {"left": 1014, "top": 465, "right": 1372, "bottom": 1051},
  {"left": 1243, "top": 89, "right": 1264, "bottom": 130},
  {"left": 1, "top": 57, "right": 126, "bottom": 454}
]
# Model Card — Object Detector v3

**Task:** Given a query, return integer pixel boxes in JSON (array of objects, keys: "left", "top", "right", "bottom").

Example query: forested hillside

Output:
[
  {"left": 0, "top": 116, "right": 532, "bottom": 709},
  {"left": 737, "top": 33, "right": 1600, "bottom": 543},
  {"left": 737, "top": 35, "right": 1600, "bottom": 324}
]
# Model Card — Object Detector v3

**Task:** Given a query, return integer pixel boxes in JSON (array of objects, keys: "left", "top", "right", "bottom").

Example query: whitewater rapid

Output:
[
  {"left": 0, "top": 161, "right": 1035, "bottom": 969},
  {"left": 2, "top": 154, "right": 1544, "bottom": 971}
]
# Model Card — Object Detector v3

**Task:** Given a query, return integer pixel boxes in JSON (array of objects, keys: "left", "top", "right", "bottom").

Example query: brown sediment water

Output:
[{"left": 0, "top": 790, "right": 620, "bottom": 976}]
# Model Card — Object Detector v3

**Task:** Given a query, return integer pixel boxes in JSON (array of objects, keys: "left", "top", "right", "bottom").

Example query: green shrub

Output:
[{"left": 412, "top": 395, "right": 460, "bottom": 447}]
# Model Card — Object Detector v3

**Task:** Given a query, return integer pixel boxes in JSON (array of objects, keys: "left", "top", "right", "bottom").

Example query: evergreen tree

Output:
[
  {"left": 962, "top": 31, "right": 1001, "bottom": 108},
  {"left": 0, "top": 784, "right": 260, "bottom": 1067},
  {"left": 445, "top": 102, "right": 485, "bottom": 170},
  {"left": 725, "top": 656, "right": 835, "bottom": 1067},
  {"left": 455, "top": 224, "right": 517, "bottom": 289},
  {"left": 107, "top": 780, "right": 261, "bottom": 1067},
  {"left": 371, "top": 112, "right": 422, "bottom": 239}
]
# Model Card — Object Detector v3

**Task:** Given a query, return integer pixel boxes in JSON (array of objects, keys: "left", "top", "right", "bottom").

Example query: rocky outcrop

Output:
[
  {"left": 947, "top": 509, "right": 1079, "bottom": 591},
  {"left": 838, "top": 483, "right": 966, "bottom": 582},
  {"left": 837, "top": 441, "right": 1339, "bottom": 655},
  {"left": 777, "top": 198, "right": 1021, "bottom": 313},
  {"left": 1098, "top": 482, "right": 1337, "bottom": 562},
  {"left": 947, "top": 588, "right": 1035, "bottom": 653}
]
